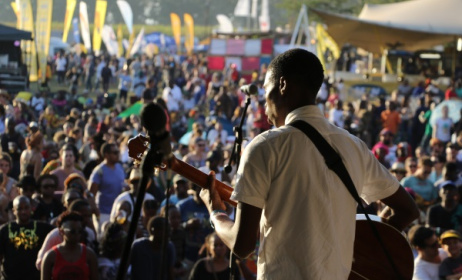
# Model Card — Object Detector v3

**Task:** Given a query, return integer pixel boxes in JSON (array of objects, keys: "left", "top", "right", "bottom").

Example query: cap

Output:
[
  {"left": 173, "top": 174, "right": 187, "bottom": 183},
  {"left": 440, "top": 230, "right": 462, "bottom": 242},
  {"left": 29, "top": 121, "right": 38, "bottom": 128},
  {"left": 64, "top": 173, "right": 87, "bottom": 189},
  {"left": 380, "top": 128, "right": 393, "bottom": 136},
  {"left": 128, "top": 168, "right": 141, "bottom": 182},
  {"left": 16, "top": 175, "right": 37, "bottom": 189},
  {"left": 390, "top": 162, "right": 406, "bottom": 172}
]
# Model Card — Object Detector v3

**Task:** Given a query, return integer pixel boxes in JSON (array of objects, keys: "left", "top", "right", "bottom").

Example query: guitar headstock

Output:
[{"left": 127, "top": 134, "right": 150, "bottom": 166}]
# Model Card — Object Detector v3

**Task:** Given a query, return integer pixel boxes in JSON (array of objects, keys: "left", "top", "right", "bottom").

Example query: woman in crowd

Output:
[
  {"left": 98, "top": 222, "right": 127, "bottom": 280},
  {"left": 41, "top": 211, "right": 98, "bottom": 280}
]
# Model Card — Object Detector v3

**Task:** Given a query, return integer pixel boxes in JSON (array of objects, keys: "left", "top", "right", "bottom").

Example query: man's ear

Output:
[{"left": 279, "top": 76, "right": 287, "bottom": 95}]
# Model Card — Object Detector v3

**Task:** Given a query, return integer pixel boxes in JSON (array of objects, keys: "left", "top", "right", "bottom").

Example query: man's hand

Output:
[{"left": 200, "top": 171, "right": 226, "bottom": 213}]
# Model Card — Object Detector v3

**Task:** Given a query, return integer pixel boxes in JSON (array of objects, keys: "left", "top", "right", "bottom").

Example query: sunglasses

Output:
[
  {"left": 197, "top": 143, "right": 206, "bottom": 147},
  {"left": 392, "top": 171, "right": 406, "bottom": 175},
  {"left": 111, "top": 150, "right": 120, "bottom": 155},
  {"left": 62, "top": 228, "right": 85, "bottom": 235},
  {"left": 41, "top": 184, "right": 56, "bottom": 189},
  {"left": 69, "top": 182, "right": 84, "bottom": 190},
  {"left": 409, "top": 165, "right": 417, "bottom": 168}
]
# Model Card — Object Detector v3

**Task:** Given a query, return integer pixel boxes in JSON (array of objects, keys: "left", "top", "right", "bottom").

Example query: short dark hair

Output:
[
  {"left": 268, "top": 48, "right": 324, "bottom": 98},
  {"left": 148, "top": 216, "right": 165, "bottom": 236},
  {"left": 56, "top": 211, "right": 83, "bottom": 228},
  {"left": 37, "top": 174, "right": 59, "bottom": 189},
  {"left": 0, "top": 152, "right": 12, "bottom": 166},
  {"left": 100, "top": 142, "right": 116, "bottom": 156},
  {"left": 68, "top": 199, "right": 90, "bottom": 212},
  {"left": 408, "top": 225, "right": 435, "bottom": 248}
]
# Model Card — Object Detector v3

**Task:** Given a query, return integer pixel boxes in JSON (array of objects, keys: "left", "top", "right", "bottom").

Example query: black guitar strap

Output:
[{"left": 288, "top": 120, "right": 403, "bottom": 280}]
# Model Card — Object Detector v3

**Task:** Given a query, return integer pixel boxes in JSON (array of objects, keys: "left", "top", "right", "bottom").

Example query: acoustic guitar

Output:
[{"left": 128, "top": 134, "right": 414, "bottom": 280}]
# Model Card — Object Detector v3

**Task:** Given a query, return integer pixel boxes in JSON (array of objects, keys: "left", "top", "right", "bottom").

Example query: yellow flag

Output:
[
  {"left": 93, "top": 0, "right": 107, "bottom": 54},
  {"left": 183, "top": 13, "right": 194, "bottom": 55},
  {"left": 170, "top": 13, "right": 182, "bottom": 54},
  {"left": 36, "top": 0, "right": 53, "bottom": 83},
  {"left": 62, "top": 0, "right": 76, "bottom": 43},
  {"left": 11, "top": 2, "right": 20, "bottom": 28},
  {"left": 117, "top": 24, "right": 123, "bottom": 58},
  {"left": 18, "top": 0, "right": 38, "bottom": 82}
]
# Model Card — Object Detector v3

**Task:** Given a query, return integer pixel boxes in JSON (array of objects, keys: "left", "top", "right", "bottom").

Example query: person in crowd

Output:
[
  {"left": 434, "top": 162, "right": 462, "bottom": 190},
  {"left": 41, "top": 211, "right": 98, "bottom": 280},
  {"left": 199, "top": 49, "right": 418, "bottom": 279},
  {"left": 381, "top": 100, "right": 401, "bottom": 136},
  {"left": 0, "top": 152, "right": 18, "bottom": 202},
  {"left": 432, "top": 105, "right": 453, "bottom": 146},
  {"left": 372, "top": 128, "right": 397, "bottom": 167},
  {"left": 199, "top": 150, "right": 231, "bottom": 183},
  {"left": 426, "top": 182, "right": 462, "bottom": 234},
  {"left": 32, "top": 174, "right": 63, "bottom": 222},
  {"left": 183, "top": 137, "right": 207, "bottom": 169},
  {"left": 389, "top": 162, "right": 407, "bottom": 182},
  {"left": 110, "top": 167, "right": 154, "bottom": 222},
  {"left": 408, "top": 225, "right": 444, "bottom": 280},
  {"left": 438, "top": 230, "right": 462, "bottom": 280},
  {"left": 16, "top": 175, "right": 39, "bottom": 212},
  {"left": 189, "top": 233, "right": 245, "bottom": 280},
  {"left": 50, "top": 144, "right": 85, "bottom": 191},
  {"left": 163, "top": 79, "right": 183, "bottom": 112},
  {"left": 36, "top": 199, "right": 96, "bottom": 270},
  {"left": 160, "top": 174, "right": 190, "bottom": 211},
  {"left": 89, "top": 142, "right": 126, "bottom": 237},
  {"left": 98, "top": 222, "right": 127, "bottom": 280},
  {"left": 0, "top": 196, "right": 53, "bottom": 279},
  {"left": 20, "top": 128, "right": 43, "bottom": 180},
  {"left": 405, "top": 157, "right": 419, "bottom": 177},
  {"left": 130, "top": 216, "right": 176, "bottom": 280},
  {"left": 401, "top": 156, "right": 439, "bottom": 210},
  {"left": 429, "top": 154, "right": 446, "bottom": 184},
  {"left": 1, "top": 118, "right": 26, "bottom": 179}
]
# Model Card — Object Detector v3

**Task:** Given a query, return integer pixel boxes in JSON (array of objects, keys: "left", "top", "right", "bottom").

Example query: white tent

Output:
[
  {"left": 358, "top": 0, "right": 462, "bottom": 34},
  {"left": 311, "top": 0, "right": 462, "bottom": 54}
]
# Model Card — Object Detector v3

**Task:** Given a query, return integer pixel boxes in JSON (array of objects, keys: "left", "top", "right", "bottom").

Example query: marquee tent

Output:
[
  {"left": 0, "top": 24, "right": 32, "bottom": 41},
  {"left": 311, "top": 0, "right": 462, "bottom": 54}
]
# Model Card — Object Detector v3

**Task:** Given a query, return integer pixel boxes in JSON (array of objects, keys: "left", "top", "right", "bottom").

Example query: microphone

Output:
[
  {"left": 240, "top": 84, "right": 258, "bottom": 96},
  {"left": 140, "top": 102, "right": 171, "bottom": 157}
]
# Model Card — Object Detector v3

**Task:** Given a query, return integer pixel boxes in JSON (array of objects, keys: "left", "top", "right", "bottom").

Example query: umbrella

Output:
[
  {"left": 429, "top": 100, "right": 462, "bottom": 126},
  {"left": 118, "top": 102, "right": 143, "bottom": 118}
]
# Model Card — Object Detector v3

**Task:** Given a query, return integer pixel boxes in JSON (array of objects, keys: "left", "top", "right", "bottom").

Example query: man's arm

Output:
[
  {"left": 200, "top": 172, "right": 261, "bottom": 259},
  {"left": 379, "top": 185, "right": 419, "bottom": 232}
]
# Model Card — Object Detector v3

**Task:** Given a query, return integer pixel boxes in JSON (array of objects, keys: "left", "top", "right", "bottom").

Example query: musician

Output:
[{"left": 200, "top": 49, "right": 419, "bottom": 279}]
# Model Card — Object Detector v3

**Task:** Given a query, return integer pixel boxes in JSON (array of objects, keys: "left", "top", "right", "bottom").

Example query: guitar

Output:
[{"left": 128, "top": 134, "right": 414, "bottom": 280}]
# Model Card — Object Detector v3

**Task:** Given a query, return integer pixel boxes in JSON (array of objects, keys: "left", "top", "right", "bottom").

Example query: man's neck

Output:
[
  {"left": 420, "top": 252, "right": 441, "bottom": 263},
  {"left": 16, "top": 219, "right": 30, "bottom": 226}
]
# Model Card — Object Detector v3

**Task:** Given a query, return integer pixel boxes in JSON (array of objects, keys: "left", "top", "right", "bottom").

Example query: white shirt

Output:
[
  {"left": 162, "top": 85, "right": 183, "bottom": 112},
  {"left": 207, "top": 129, "right": 228, "bottom": 146},
  {"left": 55, "top": 57, "right": 67, "bottom": 71},
  {"left": 231, "top": 105, "right": 399, "bottom": 279},
  {"left": 109, "top": 191, "right": 155, "bottom": 221}
]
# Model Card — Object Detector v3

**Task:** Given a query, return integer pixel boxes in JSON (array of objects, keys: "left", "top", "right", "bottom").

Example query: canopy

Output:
[
  {"left": 0, "top": 24, "right": 32, "bottom": 41},
  {"left": 311, "top": 0, "right": 462, "bottom": 54},
  {"left": 118, "top": 102, "right": 143, "bottom": 118}
]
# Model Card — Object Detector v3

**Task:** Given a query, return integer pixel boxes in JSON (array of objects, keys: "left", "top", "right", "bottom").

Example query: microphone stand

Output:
[
  {"left": 224, "top": 95, "right": 251, "bottom": 280},
  {"left": 116, "top": 146, "right": 164, "bottom": 280}
]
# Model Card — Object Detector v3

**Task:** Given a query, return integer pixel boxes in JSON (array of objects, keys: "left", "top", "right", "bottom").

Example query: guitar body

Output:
[{"left": 349, "top": 220, "right": 414, "bottom": 280}]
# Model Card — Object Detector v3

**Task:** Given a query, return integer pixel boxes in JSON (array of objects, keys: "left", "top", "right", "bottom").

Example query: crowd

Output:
[{"left": 0, "top": 48, "right": 462, "bottom": 280}]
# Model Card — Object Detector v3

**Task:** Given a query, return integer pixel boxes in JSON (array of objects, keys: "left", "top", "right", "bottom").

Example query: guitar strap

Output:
[{"left": 288, "top": 120, "right": 404, "bottom": 280}]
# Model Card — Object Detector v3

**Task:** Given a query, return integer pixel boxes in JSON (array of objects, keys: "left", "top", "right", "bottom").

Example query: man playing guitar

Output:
[{"left": 199, "top": 49, "right": 419, "bottom": 279}]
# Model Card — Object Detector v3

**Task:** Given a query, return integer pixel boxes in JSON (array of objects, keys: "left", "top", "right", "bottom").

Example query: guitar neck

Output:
[{"left": 167, "top": 156, "right": 237, "bottom": 207}]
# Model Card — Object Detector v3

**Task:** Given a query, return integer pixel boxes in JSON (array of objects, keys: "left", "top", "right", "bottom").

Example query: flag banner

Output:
[
  {"left": 234, "top": 0, "right": 249, "bottom": 17},
  {"left": 11, "top": 2, "right": 20, "bottom": 28},
  {"left": 18, "top": 0, "right": 38, "bottom": 81},
  {"left": 62, "top": 0, "right": 76, "bottom": 42},
  {"left": 101, "top": 25, "right": 118, "bottom": 56},
  {"left": 72, "top": 17, "right": 80, "bottom": 43},
  {"left": 130, "top": 28, "right": 144, "bottom": 57},
  {"left": 216, "top": 14, "right": 234, "bottom": 33},
  {"left": 170, "top": 13, "right": 181, "bottom": 53},
  {"left": 183, "top": 13, "right": 194, "bottom": 55},
  {"left": 36, "top": 0, "right": 53, "bottom": 82},
  {"left": 93, "top": 0, "right": 107, "bottom": 54},
  {"left": 259, "top": 0, "right": 270, "bottom": 32},
  {"left": 116, "top": 0, "right": 133, "bottom": 34},
  {"left": 79, "top": 1, "right": 92, "bottom": 51}
]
